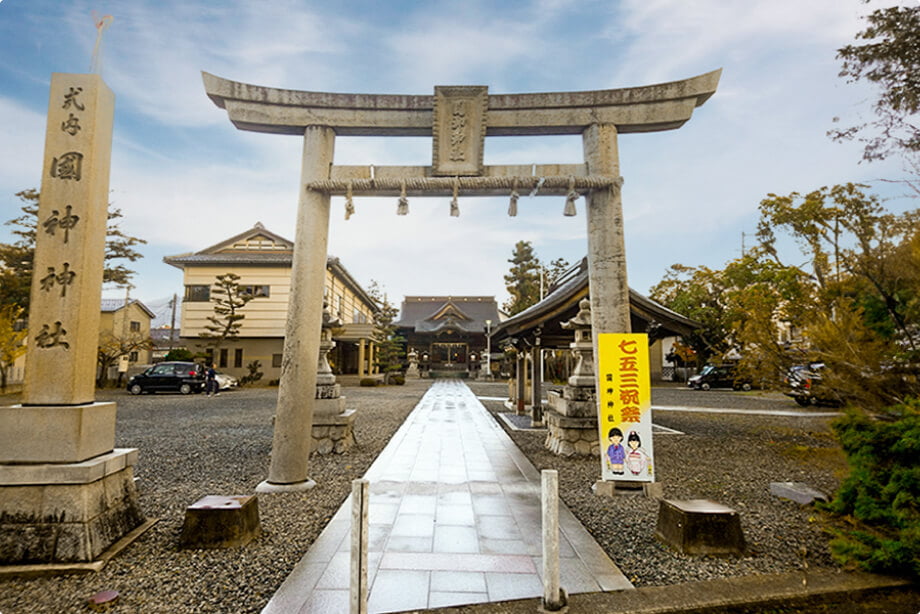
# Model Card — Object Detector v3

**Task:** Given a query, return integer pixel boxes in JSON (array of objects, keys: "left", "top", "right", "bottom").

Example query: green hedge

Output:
[{"left": 823, "top": 398, "right": 920, "bottom": 578}]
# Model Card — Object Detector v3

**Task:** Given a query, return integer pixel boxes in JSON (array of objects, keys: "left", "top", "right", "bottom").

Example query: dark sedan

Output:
[{"left": 127, "top": 361, "right": 206, "bottom": 395}]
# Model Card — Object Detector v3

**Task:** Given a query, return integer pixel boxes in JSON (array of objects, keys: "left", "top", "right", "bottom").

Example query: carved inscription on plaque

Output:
[
  {"left": 24, "top": 73, "right": 114, "bottom": 406},
  {"left": 432, "top": 86, "right": 487, "bottom": 176}
]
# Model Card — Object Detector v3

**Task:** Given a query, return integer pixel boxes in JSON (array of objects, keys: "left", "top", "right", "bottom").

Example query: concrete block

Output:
[
  {"left": 0, "top": 459, "right": 144, "bottom": 564},
  {"left": 0, "top": 524, "right": 57, "bottom": 563},
  {"left": 179, "top": 495, "right": 261, "bottom": 549},
  {"left": 0, "top": 403, "right": 116, "bottom": 463},
  {"left": 655, "top": 499, "right": 746, "bottom": 556},
  {"left": 593, "top": 480, "right": 662, "bottom": 498},
  {"left": 769, "top": 481, "right": 828, "bottom": 505},
  {"left": 0, "top": 448, "right": 138, "bottom": 486}
]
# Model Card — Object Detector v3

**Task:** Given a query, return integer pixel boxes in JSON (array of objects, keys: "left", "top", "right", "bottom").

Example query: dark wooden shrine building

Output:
[
  {"left": 491, "top": 258, "right": 699, "bottom": 380},
  {"left": 395, "top": 296, "right": 501, "bottom": 375}
]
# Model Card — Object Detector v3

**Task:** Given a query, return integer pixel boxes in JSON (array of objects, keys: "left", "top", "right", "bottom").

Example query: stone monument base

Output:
[
  {"left": 543, "top": 409, "right": 599, "bottom": 457},
  {"left": 0, "top": 449, "right": 146, "bottom": 565},
  {"left": 311, "top": 398, "right": 357, "bottom": 455},
  {"left": 0, "top": 402, "right": 116, "bottom": 463}
]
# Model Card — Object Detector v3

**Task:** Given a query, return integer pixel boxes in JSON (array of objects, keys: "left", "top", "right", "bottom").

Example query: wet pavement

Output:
[{"left": 262, "top": 379, "right": 631, "bottom": 613}]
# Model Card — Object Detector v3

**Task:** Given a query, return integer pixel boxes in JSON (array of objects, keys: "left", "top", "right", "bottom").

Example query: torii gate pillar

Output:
[
  {"left": 583, "top": 123, "right": 631, "bottom": 342},
  {"left": 257, "top": 126, "right": 334, "bottom": 491}
]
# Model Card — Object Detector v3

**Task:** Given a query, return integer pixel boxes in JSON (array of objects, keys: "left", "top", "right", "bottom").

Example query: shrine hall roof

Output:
[
  {"left": 396, "top": 296, "right": 500, "bottom": 334},
  {"left": 490, "top": 258, "right": 699, "bottom": 347}
]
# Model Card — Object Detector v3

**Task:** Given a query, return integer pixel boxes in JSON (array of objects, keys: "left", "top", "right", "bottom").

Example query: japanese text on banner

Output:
[{"left": 597, "top": 333, "right": 654, "bottom": 482}]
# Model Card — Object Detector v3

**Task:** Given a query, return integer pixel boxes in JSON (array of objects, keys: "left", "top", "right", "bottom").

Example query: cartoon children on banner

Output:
[
  {"left": 597, "top": 333, "right": 655, "bottom": 482},
  {"left": 625, "top": 430, "right": 650, "bottom": 476},
  {"left": 606, "top": 427, "right": 625, "bottom": 475}
]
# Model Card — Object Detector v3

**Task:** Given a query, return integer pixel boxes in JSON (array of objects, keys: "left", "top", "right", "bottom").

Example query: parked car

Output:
[
  {"left": 784, "top": 363, "right": 842, "bottom": 407},
  {"left": 127, "top": 361, "right": 206, "bottom": 395},
  {"left": 215, "top": 371, "right": 239, "bottom": 391},
  {"left": 688, "top": 364, "right": 753, "bottom": 391}
]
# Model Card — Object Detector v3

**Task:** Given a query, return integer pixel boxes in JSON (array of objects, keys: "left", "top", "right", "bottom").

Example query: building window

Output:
[
  {"left": 336, "top": 295, "right": 344, "bottom": 317},
  {"left": 239, "top": 285, "right": 270, "bottom": 298},
  {"left": 129, "top": 351, "right": 139, "bottom": 362},
  {"left": 185, "top": 285, "right": 210, "bottom": 302},
  {"left": 234, "top": 348, "right": 243, "bottom": 368},
  {"left": 129, "top": 321, "right": 141, "bottom": 332},
  {"left": 272, "top": 353, "right": 283, "bottom": 368},
  {"left": 219, "top": 348, "right": 228, "bottom": 368},
  {"left": 205, "top": 348, "right": 214, "bottom": 364}
]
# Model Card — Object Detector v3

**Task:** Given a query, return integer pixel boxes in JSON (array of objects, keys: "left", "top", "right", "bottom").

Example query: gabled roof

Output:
[
  {"left": 396, "top": 296, "right": 500, "bottom": 334},
  {"left": 163, "top": 222, "right": 293, "bottom": 267},
  {"left": 491, "top": 258, "right": 699, "bottom": 346},
  {"left": 163, "top": 223, "right": 380, "bottom": 313},
  {"left": 100, "top": 298, "right": 156, "bottom": 319}
]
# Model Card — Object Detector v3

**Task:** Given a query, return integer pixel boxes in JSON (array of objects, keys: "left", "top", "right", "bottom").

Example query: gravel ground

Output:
[
  {"left": 0, "top": 379, "right": 427, "bottom": 614},
  {"left": 468, "top": 381, "right": 849, "bottom": 588},
  {"left": 0, "top": 379, "right": 872, "bottom": 613}
]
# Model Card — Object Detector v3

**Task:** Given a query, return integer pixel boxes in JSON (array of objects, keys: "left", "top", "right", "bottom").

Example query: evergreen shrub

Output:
[
  {"left": 360, "top": 378, "right": 379, "bottom": 387},
  {"left": 824, "top": 398, "right": 920, "bottom": 578}
]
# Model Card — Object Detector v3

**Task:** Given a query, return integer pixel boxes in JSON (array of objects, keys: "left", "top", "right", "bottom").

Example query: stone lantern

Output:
[{"left": 544, "top": 298, "right": 600, "bottom": 456}]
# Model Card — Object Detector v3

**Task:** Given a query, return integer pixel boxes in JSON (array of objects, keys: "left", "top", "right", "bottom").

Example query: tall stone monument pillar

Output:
[{"left": 0, "top": 74, "right": 145, "bottom": 566}]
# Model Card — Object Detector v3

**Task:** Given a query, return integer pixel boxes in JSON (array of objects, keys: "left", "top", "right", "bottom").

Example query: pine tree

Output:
[
  {"left": 199, "top": 273, "right": 253, "bottom": 350},
  {"left": 372, "top": 291, "right": 406, "bottom": 384},
  {"left": 503, "top": 240, "right": 542, "bottom": 315}
]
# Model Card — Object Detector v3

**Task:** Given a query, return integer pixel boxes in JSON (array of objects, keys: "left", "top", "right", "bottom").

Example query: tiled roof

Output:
[
  {"left": 100, "top": 298, "right": 156, "bottom": 318},
  {"left": 396, "top": 296, "right": 500, "bottom": 334}
]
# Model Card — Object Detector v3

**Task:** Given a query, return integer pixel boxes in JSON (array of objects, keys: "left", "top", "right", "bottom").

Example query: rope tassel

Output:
[
  {"left": 397, "top": 181, "right": 409, "bottom": 215},
  {"left": 344, "top": 181, "right": 355, "bottom": 220},
  {"left": 450, "top": 178, "right": 460, "bottom": 217},
  {"left": 508, "top": 190, "right": 519, "bottom": 217},
  {"left": 563, "top": 176, "right": 578, "bottom": 217}
]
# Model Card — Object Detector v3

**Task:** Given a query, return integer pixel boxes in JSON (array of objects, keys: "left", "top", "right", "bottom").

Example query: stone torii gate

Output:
[{"left": 202, "top": 69, "right": 721, "bottom": 492}]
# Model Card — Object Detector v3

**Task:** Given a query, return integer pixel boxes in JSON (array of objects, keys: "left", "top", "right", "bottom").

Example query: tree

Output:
[
  {"left": 649, "top": 263, "right": 734, "bottom": 366},
  {"left": 96, "top": 330, "right": 154, "bottom": 388},
  {"left": 0, "top": 305, "right": 27, "bottom": 391},
  {"left": 0, "top": 189, "right": 147, "bottom": 311},
  {"left": 830, "top": 4, "right": 920, "bottom": 166},
  {"left": 758, "top": 184, "right": 920, "bottom": 356},
  {"left": 651, "top": 183, "right": 920, "bottom": 399},
  {"left": 503, "top": 241, "right": 542, "bottom": 315},
  {"left": 199, "top": 273, "right": 253, "bottom": 351},
  {"left": 542, "top": 257, "right": 572, "bottom": 292},
  {"left": 368, "top": 283, "right": 405, "bottom": 384}
]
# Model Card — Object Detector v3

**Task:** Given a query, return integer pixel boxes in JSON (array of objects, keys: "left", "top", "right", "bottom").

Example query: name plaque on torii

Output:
[{"left": 202, "top": 69, "right": 720, "bottom": 492}]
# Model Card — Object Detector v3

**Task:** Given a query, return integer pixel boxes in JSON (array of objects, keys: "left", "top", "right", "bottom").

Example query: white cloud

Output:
[
  {"left": 5, "top": 0, "right": 913, "bottom": 305},
  {"left": 0, "top": 97, "right": 46, "bottom": 228}
]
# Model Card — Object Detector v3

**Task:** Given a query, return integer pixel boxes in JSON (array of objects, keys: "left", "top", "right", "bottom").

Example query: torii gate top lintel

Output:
[{"left": 201, "top": 69, "right": 721, "bottom": 138}]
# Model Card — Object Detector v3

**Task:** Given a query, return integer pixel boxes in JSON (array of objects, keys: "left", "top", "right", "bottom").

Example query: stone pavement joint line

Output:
[{"left": 263, "top": 380, "right": 631, "bottom": 614}]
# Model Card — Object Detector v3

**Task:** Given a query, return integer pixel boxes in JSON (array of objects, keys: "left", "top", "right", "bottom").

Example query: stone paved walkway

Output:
[{"left": 263, "top": 379, "right": 631, "bottom": 613}]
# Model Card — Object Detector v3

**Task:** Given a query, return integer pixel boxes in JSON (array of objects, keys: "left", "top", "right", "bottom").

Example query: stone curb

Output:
[{"left": 417, "top": 570, "right": 914, "bottom": 614}]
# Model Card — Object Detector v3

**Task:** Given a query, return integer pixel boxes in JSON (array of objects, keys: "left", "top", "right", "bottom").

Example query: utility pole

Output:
[{"left": 169, "top": 293, "right": 177, "bottom": 351}]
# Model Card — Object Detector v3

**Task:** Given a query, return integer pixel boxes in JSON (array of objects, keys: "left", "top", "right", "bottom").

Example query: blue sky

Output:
[{"left": 1, "top": 1, "right": 914, "bottom": 323}]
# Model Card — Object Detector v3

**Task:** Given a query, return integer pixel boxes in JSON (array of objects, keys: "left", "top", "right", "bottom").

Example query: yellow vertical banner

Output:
[{"left": 597, "top": 333, "right": 654, "bottom": 482}]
